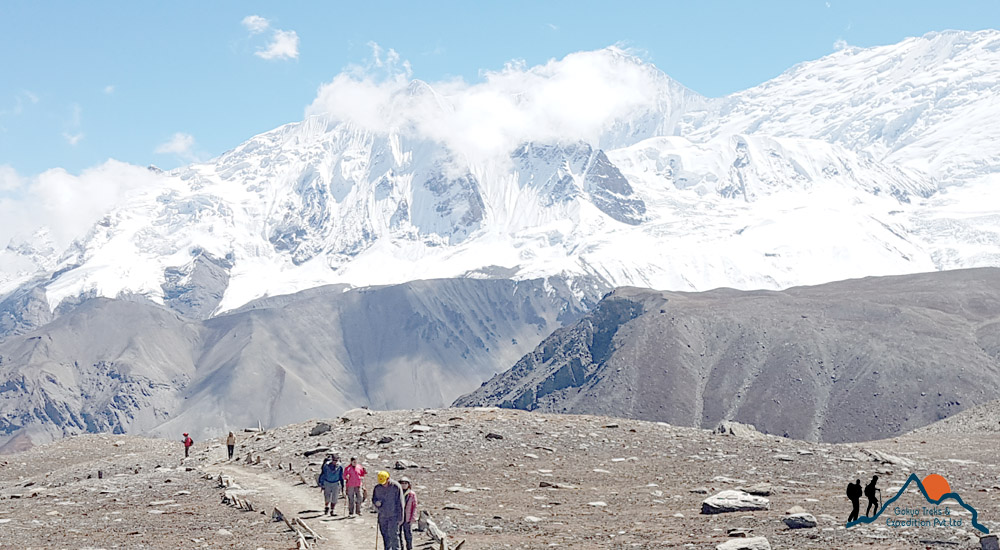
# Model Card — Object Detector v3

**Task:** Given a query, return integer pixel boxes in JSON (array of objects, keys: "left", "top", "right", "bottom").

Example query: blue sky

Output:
[{"left": 2, "top": 1, "right": 1000, "bottom": 177}]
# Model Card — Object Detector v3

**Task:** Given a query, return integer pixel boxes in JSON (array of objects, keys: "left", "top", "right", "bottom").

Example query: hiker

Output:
[
  {"left": 865, "top": 475, "right": 880, "bottom": 517},
  {"left": 182, "top": 432, "right": 193, "bottom": 458},
  {"left": 372, "top": 471, "right": 404, "bottom": 550},
  {"left": 226, "top": 431, "right": 236, "bottom": 460},
  {"left": 846, "top": 478, "right": 862, "bottom": 522},
  {"left": 399, "top": 476, "right": 418, "bottom": 550},
  {"left": 344, "top": 456, "right": 367, "bottom": 517},
  {"left": 317, "top": 454, "right": 345, "bottom": 516}
]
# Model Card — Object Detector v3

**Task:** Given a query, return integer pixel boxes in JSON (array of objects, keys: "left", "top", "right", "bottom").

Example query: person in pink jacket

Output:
[
  {"left": 398, "top": 477, "right": 418, "bottom": 550},
  {"left": 344, "top": 456, "right": 367, "bottom": 517}
]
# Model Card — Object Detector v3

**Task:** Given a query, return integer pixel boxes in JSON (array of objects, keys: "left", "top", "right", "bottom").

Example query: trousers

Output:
[
  {"left": 379, "top": 518, "right": 401, "bottom": 550},
  {"left": 347, "top": 486, "right": 363, "bottom": 515}
]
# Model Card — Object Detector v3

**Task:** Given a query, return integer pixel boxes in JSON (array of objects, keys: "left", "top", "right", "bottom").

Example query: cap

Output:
[
  {"left": 399, "top": 476, "right": 411, "bottom": 484},
  {"left": 377, "top": 471, "right": 390, "bottom": 484}
]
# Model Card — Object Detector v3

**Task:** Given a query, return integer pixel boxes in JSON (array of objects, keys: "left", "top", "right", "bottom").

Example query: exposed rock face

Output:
[
  {"left": 456, "top": 268, "right": 1000, "bottom": 443},
  {"left": 701, "top": 490, "right": 770, "bottom": 514}
]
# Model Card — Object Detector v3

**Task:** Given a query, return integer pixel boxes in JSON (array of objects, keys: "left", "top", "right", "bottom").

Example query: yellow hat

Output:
[{"left": 377, "top": 471, "right": 390, "bottom": 484}]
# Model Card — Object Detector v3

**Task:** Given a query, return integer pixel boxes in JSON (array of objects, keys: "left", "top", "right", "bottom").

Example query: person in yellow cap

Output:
[{"left": 371, "top": 470, "right": 404, "bottom": 550}]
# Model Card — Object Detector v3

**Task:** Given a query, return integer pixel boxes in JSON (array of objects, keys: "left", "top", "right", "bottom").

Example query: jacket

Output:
[
  {"left": 403, "top": 489, "right": 418, "bottom": 524},
  {"left": 183, "top": 436, "right": 193, "bottom": 448},
  {"left": 372, "top": 479, "right": 404, "bottom": 522},
  {"left": 226, "top": 434, "right": 236, "bottom": 446},
  {"left": 344, "top": 464, "right": 366, "bottom": 488},
  {"left": 317, "top": 462, "right": 344, "bottom": 487}
]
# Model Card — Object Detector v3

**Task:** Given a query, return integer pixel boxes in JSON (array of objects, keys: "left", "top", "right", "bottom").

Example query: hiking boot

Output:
[{"left": 324, "top": 506, "right": 329, "bottom": 515}]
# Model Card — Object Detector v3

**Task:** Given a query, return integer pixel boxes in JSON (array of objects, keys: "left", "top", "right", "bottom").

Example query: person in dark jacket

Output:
[
  {"left": 372, "top": 471, "right": 404, "bottom": 550},
  {"left": 847, "top": 479, "right": 862, "bottom": 522},
  {"left": 317, "top": 454, "right": 345, "bottom": 516},
  {"left": 865, "top": 475, "right": 880, "bottom": 517}
]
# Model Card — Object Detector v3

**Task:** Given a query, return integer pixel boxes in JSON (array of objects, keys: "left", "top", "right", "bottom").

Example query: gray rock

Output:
[
  {"left": 982, "top": 535, "right": 1000, "bottom": 550},
  {"left": 303, "top": 447, "right": 330, "bottom": 457},
  {"left": 309, "top": 423, "right": 332, "bottom": 436},
  {"left": 742, "top": 483, "right": 772, "bottom": 496},
  {"left": 783, "top": 513, "right": 817, "bottom": 529},
  {"left": 717, "top": 537, "right": 770, "bottom": 550},
  {"left": 485, "top": 433, "right": 504, "bottom": 440},
  {"left": 378, "top": 436, "right": 394, "bottom": 445},
  {"left": 394, "top": 460, "right": 419, "bottom": 470},
  {"left": 701, "top": 490, "right": 770, "bottom": 514}
]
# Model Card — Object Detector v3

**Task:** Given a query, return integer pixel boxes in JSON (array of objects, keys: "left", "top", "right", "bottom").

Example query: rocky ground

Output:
[{"left": 3, "top": 407, "right": 1000, "bottom": 549}]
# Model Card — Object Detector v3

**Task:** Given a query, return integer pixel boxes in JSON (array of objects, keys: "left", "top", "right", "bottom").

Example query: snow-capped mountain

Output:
[{"left": 10, "top": 32, "right": 1000, "bottom": 322}]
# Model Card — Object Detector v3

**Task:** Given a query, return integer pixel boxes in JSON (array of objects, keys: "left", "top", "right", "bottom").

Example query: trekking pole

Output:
[{"left": 375, "top": 521, "right": 379, "bottom": 550}]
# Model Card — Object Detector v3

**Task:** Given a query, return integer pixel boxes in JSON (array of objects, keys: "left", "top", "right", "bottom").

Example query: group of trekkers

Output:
[
  {"left": 847, "top": 475, "right": 880, "bottom": 522},
  {"left": 317, "top": 453, "right": 419, "bottom": 550},
  {"left": 182, "top": 432, "right": 419, "bottom": 550}
]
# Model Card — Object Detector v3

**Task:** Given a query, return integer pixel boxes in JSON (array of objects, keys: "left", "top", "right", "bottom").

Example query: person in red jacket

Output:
[
  {"left": 344, "top": 456, "right": 367, "bottom": 517},
  {"left": 182, "top": 433, "right": 193, "bottom": 458},
  {"left": 398, "top": 477, "right": 418, "bottom": 550}
]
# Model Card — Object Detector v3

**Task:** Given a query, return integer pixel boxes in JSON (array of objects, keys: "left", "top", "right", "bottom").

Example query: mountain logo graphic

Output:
[{"left": 846, "top": 473, "right": 989, "bottom": 534}]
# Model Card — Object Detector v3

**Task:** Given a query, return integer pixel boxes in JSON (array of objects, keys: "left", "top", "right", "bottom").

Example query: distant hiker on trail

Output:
[
  {"left": 344, "top": 456, "right": 367, "bottom": 517},
  {"left": 226, "top": 432, "right": 236, "bottom": 460},
  {"left": 317, "top": 454, "right": 345, "bottom": 516},
  {"left": 372, "top": 470, "right": 404, "bottom": 550},
  {"left": 182, "top": 433, "right": 193, "bottom": 458},
  {"left": 865, "top": 475, "right": 880, "bottom": 517},
  {"left": 399, "top": 476, "right": 418, "bottom": 550},
  {"left": 846, "top": 478, "right": 862, "bottom": 522}
]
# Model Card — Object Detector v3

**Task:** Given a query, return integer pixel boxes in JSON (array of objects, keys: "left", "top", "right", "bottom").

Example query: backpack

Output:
[{"left": 846, "top": 483, "right": 853, "bottom": 498}]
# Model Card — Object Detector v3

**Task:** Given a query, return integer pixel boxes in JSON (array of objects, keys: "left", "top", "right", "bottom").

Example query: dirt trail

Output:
[{"left": 207, "top": 463, "right": 377, "bottom": 550}]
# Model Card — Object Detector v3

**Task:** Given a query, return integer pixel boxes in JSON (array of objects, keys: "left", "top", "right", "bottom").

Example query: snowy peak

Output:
[
  {"left": 611, "top": 134, "right": 935, "bottom": 202},
  {"left": 692, "top": 29, "right": 1000, "bottom": 182}
]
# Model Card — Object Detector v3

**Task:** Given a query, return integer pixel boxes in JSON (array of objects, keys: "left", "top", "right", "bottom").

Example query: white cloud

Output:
[
  {"left": 242, "top": 15, "right": 270, "bottom": 34},
  {"left": 62, "top": 132, "right": 84, "bottom": 146},
  {"left": 0, "top": 90, "right": 39, "bottom": 117},
  {"left": 546, "top": 23, "right": 559, "bottom": 31},
  {"left": 0, "top": 164, "right": 24, "bottom": 192},
  {"left": 256, "top": 29, "right": 299, "bottom": 61},
  {"left": 104, "top": 85, "right": 116, "bottom": 94},
  {"left": 834, "top": 38, "right": 849, "bottom": 51},
  {"left": 61, "top": 103, "right": 84, "bottom": 145},
  {"left": 155, "top": 132, "right": 197, "bottom": 160},
  {"left": 306, "top": 45, "right": 663, "bottom": 165},
  {"left": 0, "top": 161, "right": 166, "bottom": 248}
]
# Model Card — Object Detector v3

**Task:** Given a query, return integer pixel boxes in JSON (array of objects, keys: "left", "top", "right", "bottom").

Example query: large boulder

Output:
[
  {"left": 309, "top": 422, "right": 332, "bottom": 436},
  {"left": 783, "top": 513, "right": 817, "bottom": 529},
  {"left": 701, "top": 490, "right": 770, "bottom": 514},
  {"left": 717, "top": 537, "right": 771, "bottom": 550}
]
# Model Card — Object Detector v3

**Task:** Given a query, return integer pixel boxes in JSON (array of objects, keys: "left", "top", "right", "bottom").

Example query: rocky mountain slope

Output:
[
  {"left": 455, "top": 268, "right": 1000, "bottom": 443},
  {"left": 0, "top": 277, "right": 598, "bottom": 452},
  {"left": 5, "top": 407, "right": 998, "bottom": 549}
]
